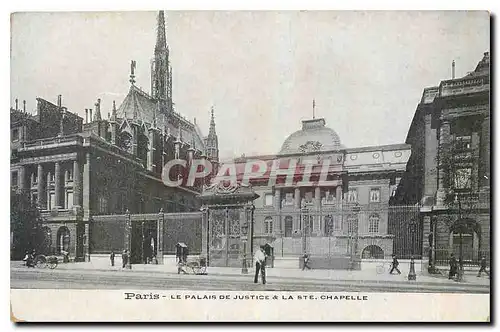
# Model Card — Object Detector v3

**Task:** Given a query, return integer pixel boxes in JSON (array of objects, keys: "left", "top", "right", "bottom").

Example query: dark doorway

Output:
[{"left": 130, "top": 221, "right": 157, "bottom": 264}]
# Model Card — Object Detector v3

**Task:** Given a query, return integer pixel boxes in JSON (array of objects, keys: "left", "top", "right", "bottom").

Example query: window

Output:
[
  {"left": 33, "top": 173, "right": 38, "bottom": 185},
  {"left": 48, "top": 193, "right": 56, "bottom": 210},
  {"left": 11, "top": 128, "right": 19, "bottom": 142},
  {"left": 264, "top": 217, "right": 273, "bottom": 234},
  {"left": 347, "top": 188, "right": 358, "bottom": 203},
  {"left": 454, "top": 168, "right": 472, "bottom": 190},
  {"left": 323, "top": 190, "right": 335, "bottom": 204},
  {"left": 264, "top": 194, "right": 273, "bottom": 207},
  {"left": 370, "top": 188, "right": 380, "bottom": 202},
  {"left": 368, "top": 214, "right": 380, "bottom": 233},
  {"left": 66, "top": 191, "right": 73, "bottom": 209},
  {"left": 67, "top": 168, "right": 73, "bottom": 181},
  {"left": 98, "top": 195, "right": 108, "bottom": 214},
  {"left": 283, "top": 193, "right": 294, "bottom": 206},
  {"left": 11, "top": 171, "right": 18, "bottom": 187},
  {"left": 347, "top": 216, "right": 357, "bottom": 234},
  {"left": 454, "top": 135, "right": 472, "bottom": 151},
  {"left": 284, "top": 216, "right": 293, "bottom": 237},
  {"left": 31, "top": 193, "right": 38, "bottom": 205},
  {"left": 304, "top": 192, "right": 313, "bottom": 204}
]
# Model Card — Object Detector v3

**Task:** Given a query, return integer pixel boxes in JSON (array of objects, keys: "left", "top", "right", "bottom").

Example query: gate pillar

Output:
[{"left": 157, "top": 208, "right": 164, "bottom": 264}]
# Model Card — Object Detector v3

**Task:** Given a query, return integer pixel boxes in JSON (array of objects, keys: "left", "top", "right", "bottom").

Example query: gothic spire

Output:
[
  {"left": 151, "top": 11, "right": 170, "bottom": 101},
  {"left": 209, "top": 106, "right": 217, "bottom": 136},
  {"left": 94, "top": 98, "right": 102, "bottom": 121},
  {"left": 156, "top": 11, "right": 167, "bottom": 52}
]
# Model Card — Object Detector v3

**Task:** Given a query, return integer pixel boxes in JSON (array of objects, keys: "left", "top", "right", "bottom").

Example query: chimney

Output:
[
  {"left": 15, "top": 98, "right": 18, "bottom": 110},
  {"left": 85, "top": 109, "right": 89, "bottom": 123},
  {"left": 89, "top": 109, "right": 93, "bottom": 122},
  {"left": 452, "top": 60, "right": 456, "bottom": 79},
  {"left": 23, "top": 100, "right": 26, "bottom": 112},
  {"left": 57, "top": 95, "right": 62, "bottom": 108}
]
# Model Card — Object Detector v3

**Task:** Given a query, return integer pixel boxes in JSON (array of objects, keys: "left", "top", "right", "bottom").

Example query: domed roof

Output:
[{"left": 279, "top": 118, "right": 342, "bottom": 155}]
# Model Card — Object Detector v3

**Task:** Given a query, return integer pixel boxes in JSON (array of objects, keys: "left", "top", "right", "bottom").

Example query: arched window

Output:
[
  {"left": 119, "top": 132, "right": 133, "bottom": 154},
  {"left": 347, "top": 215, "right": 357, "bottom": 234},
  {"left": 369, "top": 214, "right": 380, "bottom": 233},
  {"left": 264, "top": 217, "right": 273, "bottom": 234},
  {"left": 362, "top": 245, "right": 384, "bottom": 259},
  {"left": 284, "top": 216, "right": 293, "bottom": 237}
]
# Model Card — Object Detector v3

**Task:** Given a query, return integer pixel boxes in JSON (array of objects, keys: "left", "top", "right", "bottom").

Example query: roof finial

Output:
[
  {"left": 452, "top": 60, "right": 456, "bottom": 79},
  {"left": 312, "top": 99, "right": 316, "bottom": 119},
  {"left": 15, "top": 98, "right": 18, "bottom": 110},
  {"left": 209, "top": 106, "right": 216, "bottom": 136},
  {"left": 130, "top": 60, "right": 136, "bottom": 85}
]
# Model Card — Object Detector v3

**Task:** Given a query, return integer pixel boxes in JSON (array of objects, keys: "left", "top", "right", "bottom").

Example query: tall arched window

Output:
[
  {"left": 347, "top": 215, "right": 357, "bottom": 234},
  {"left": 368, "top": 214, "right": 380, "bottom": 234},
  {"left": 264, "top": 217, "right": 273, "bottom": 234}
]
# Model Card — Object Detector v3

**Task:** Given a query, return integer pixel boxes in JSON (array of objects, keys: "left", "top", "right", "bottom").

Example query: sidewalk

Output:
[{"left": 27, "top": 260, "right": 490, "bottom": 287}]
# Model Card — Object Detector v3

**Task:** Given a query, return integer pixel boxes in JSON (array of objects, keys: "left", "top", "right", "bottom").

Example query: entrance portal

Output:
[
  {"left": 200, "top": 183, "right": 259, "bottom": 267},
  {"left": 130, "top": 220, "right": 158, "bottom": 264}
]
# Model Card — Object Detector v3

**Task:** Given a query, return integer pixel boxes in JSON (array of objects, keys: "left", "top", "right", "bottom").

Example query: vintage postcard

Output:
[{"left": 10, "top": 10, "right": 490, "bottom": 322}]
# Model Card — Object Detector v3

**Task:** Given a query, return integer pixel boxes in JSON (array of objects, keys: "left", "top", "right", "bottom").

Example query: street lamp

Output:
[{"left": 408, "top": 220, "right": 417, "bottom": 281}]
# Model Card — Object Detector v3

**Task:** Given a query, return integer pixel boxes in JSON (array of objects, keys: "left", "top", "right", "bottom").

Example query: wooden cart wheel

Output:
[{"left": 48, "top": 261, "right": 58, "bottom": 269}]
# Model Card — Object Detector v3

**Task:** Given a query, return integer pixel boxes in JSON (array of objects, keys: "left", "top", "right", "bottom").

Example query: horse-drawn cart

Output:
[{"left": 176, "top": 242, "right": 207, "bottom": 275}]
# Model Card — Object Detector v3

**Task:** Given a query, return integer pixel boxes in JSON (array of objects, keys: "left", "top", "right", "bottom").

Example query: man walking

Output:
[
  {"left": 449, "top": 253, "right": 458, "bottom": 280},
  {"left": 302, "top": 252, "right": 311, "bottom": 271},
  {"left": 122, "top": 250, "right": 129, "bottom": 268},
  {"left": 477, "top": 256, "right": 490, "bottom": 278},
  {"left": 110, "top": 251, "right": 115, "bottom": 267},
  {"left": 253, "top": 245, "right": 266, "bottom": 285},
  {"left": 389, "top": 254, "right": 401, "bottom": 275}
]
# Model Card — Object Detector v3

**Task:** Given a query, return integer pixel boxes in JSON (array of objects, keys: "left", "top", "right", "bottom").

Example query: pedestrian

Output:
[
  {"left": 302, "top": 252, "right": 311, "bottom": 271},
  {"left": 477, "top": 256, "right": 490, "bottom": 278},
  {"left": 389, "top": 254, "right": 401, "bottom": 275},
  {"left": 253, "top": 245, "right": 266, "bottom": 285},
  {"left": 110, "top": 251, "right": 115, "bottom": 267},
  {"left": 122, "top": 250, "right": 128, "bottom": 268},
  {"left": 449, "top": 253, "right": 458, "bottom": 280}
]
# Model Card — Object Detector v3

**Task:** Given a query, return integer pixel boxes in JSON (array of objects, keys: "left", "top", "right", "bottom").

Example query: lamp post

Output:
[
  {"left": 408, "top": 221, "right": 417, "bottom": 281},
  {"left": 350, "top": 203, "right": 361, "bottom": 270}
]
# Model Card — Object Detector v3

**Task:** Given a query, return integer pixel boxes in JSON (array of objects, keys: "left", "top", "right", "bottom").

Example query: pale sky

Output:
[{"left": 11, "top": 11, "right": 489, "bottom": 159}]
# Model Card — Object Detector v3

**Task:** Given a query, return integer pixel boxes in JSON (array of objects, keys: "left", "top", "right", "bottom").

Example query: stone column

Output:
[
  {"left": 274, "top": 188, "right": 281, "bottom": 235},
  {"left": 294, "top": 188, "right": 301, "bottom": 231},
  {"left": 147, "top": 131, "right": 155, "bottom": 171},
  {"left": 46, "top": 171, "right": 52, "bottom": 209},
  {"left": 157, "top": 208, "right": 164, "bottom": 264},
  {"left": 83, "top": 152, "right": 91, "bottom": 219},
  {"left": 436, "top": 120, "right": 451, "bottom": 206},
  {"left": 314, "top": 186, "right": 321, "bottom": 235},
  {"left": 110, "top": 123, "right": 117, "bottom": 145},
  {"left": 54, "top": 162, "right": 61, "bottom": 209},
  {"left": 73, "top": 159, "right": 81, "bottom": 210},
  {"left": 471, "top": 130, "right": 480, "bottom": 191},
  {"left": 481, "top": 115, "right": 490, "bottom": 187},
  {"left": 124, "top": 210, "right": 132, "bottom": 269},
  {"left": 37, "top": 164, "right": 43, "bottom": 208},
  {"left": 422, "top": 215, "right": 432, "bottom": 274},
  {"left": 201, "top": 208, "right": 209, "bottom": 260},
  {"left": 336, "top": 185, "right": 342, "bottom": 203}
]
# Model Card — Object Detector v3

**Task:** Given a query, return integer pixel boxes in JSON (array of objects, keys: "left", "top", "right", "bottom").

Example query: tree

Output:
[
  {"left": 438, "top": 138, "right": 480, "bottom": 280},
  {"left": 10, "top": 191, "right": 46, "bottom": 260}
]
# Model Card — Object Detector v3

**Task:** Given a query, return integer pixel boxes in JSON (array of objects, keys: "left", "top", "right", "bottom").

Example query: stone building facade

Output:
[
  {"left": 395, "top": 52, "right": 490, "bottom": 265},
  {"left": 224, "top": 117, "right": 413, "bottom": 260},
  {"left": 10, "top": 11, "right": 219, "bottom": 260}
]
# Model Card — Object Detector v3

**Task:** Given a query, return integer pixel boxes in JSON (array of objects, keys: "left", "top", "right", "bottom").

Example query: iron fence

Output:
[{"left": 252, "top": 204, "right": 421, "bottom": 260}]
